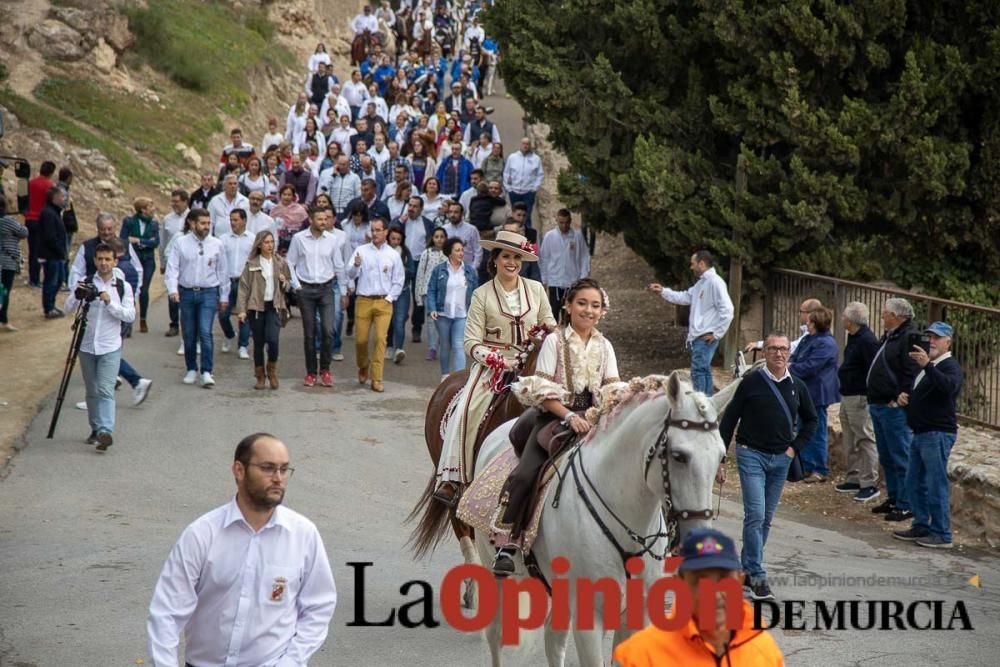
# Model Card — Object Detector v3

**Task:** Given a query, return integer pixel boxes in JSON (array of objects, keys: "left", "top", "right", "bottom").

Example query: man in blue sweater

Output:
[{"left": 892, "top": 322, "right": 963, "bottom": 549}]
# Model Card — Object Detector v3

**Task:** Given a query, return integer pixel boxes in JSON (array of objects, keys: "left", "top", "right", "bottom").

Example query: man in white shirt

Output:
[
  {"left": 147, "top": 432, "right": 337, "bottom": 667},
  {"left": 395, "top": 196, "right": 433, "bottom": 344},
  {"left": 318, "top": 155, "right": 362, "bottom": 219},
  {"left": 351, "top": 4, "right": 378, "bottom": 35},
  {"left": 287, "top": 208, "right": 349, "bottom": 387},
  {"left": 348, "top": 217, "right": 404, "bottom": 393},
  {"left": 247, "top": 191, "right": 277, "bottom": 237},
  {"left": 320, "top": 211, "right": 352, "bottom": 362},
  {"left": 539, "top": 208, "right": 591, "bottom": 317},
  {"left": 161, "top": 189, "right": 189, "bottom": 338},
  {"left": 341, "top": 69, "right": 370, "bottom": 122},
  {"left": 648, "top": 250, "right": 734, "bottom": 396},
  {"left": 319, "top": 86, "right": 352, "bottom": 132},
  {"left": 208, "top": 174, "right": 250, "bottom": 237},
  {"left": 220, "top": 209, "right": 255, "bottom": 360},
  {"left": 367, "top": 133, "right": 391, "bottom": 171},
  {"left": 503, "top": 137, "right": 545, "bottom": 229},
  {"left": 65, "top": 242, "right": 135, "bottom": 451},
  {"left": 441, "top": 202, "right": 482, "bottom": 271},
  {"left": 165, "top": 209, "right": 229, "bottom": 387},
  {"left": 463, "top": 16, "right": 486, "bottom": 50}
]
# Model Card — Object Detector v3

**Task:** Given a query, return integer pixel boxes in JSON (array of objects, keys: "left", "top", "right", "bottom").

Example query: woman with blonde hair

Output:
[{"left": 236, "top": 230, "right": 292, "bottom": 389}]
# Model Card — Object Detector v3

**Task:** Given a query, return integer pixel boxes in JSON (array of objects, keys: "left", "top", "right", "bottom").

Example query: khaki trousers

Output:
[
  {"left": 355, "top": 296, "right": 393, "bottom": 382},
  {"left": 838, "top": 394, "right": 880, "bottom": 487}
]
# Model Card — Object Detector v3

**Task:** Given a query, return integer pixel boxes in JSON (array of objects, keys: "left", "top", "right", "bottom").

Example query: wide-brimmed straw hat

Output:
[{"left": 480, "top": 230, "right": 538, "bottom": 261}]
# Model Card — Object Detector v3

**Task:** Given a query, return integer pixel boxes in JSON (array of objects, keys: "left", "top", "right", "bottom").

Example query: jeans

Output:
[
  {"left": 219, "top": 278, "right": 250, "bottom": 348},
  {"left": 0, "top": 268, "right": 15, "bottom": 323},
  {"left": 906, "top": 431, "right": 956, "bottom": 541},
  {"left": 435, "top": 315, "right": 467, "bottom": 375},
  {"left": 547, "top": 286, "right": 567, "bottom": 323},
  {"left": 736, "top": 444, "right": 792, "bottom": 582},
  {"left": 508, "top": 190, "right": 537, "bottom": 229},
  {"left": 119, "top": 357, "right": 141, "bottom": 388},
  {"left": 179, "top": 287, "right": 218, "bottom": 373},
  {"left": 41, "top": 259, "right": 65, "bottom": 313},
  {"left": 689, "top": 337, "right": 719, "bottom": 396},
  {"left": 316, "top": 281, "right": 343, "bottom": 354},
  {"left": 138, "top": 255, "right": 155, "bottom": 320},
  {"left": 298, "top": 283, "right": 333, "bottom": 374},
  {"left": 869, "top": 404, "right": 912, "bottom": 511},
  {"left": 249, "top": 303, "right": 280, "bottom": 365},
  {"left": 799, "top": 405, "right": 829, "bottom": 476},
  {"left": 390, "top": 285, "right": 411, "bottom": 350},
  {"left": 79, "top": 347, "right": 121, "bottom": 435}
]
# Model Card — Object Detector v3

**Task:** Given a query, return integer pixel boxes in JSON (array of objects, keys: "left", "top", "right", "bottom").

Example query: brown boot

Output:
[
  {"left": 139, "top": 319, "right": 148, "bottom": 333},
  {"left": 266, "top": 362, "right": 279, "bottom": 389},
  {"left": 254, "top": 366, "right": 266, "bottom": 390}
]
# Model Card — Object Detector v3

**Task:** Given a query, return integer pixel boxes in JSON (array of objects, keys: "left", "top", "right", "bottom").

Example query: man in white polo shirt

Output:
[
  {"left": 147, "top": 432, "right": 336, "bottom": 667},
  {"left": 208, "top": 174, "right": 249, "bottom": 237},
  {"left": 220, "top": 209, "right": 255, "bottom": 359}
]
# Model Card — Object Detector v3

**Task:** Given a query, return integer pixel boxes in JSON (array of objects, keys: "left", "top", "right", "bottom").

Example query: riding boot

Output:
[
  {"left": 266, "top": 362, "right": 279, "bottom": 389},
  {"left": 492, "top": 545, "right": 518, "bottom": 577},
  {"left": 499, "top": 413, "right": 557, "bottom": 532},
  {"left": 432, "top": 481, "right": 461, "bottom": 507},
  {"left": 254, "top": 367, "right": 266, "bottom": 390}
]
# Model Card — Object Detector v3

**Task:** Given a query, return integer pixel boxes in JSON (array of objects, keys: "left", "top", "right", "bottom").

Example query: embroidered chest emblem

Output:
[
  {"left": 382, "top": 263, "right": 389, "bottom": 274},
  {"left": 271, "top": 576, "right": 288, "bottom": 601}
]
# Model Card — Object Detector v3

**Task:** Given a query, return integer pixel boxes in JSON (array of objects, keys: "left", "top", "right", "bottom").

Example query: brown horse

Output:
[
  {"left": 406, "top": 331, "right": 547, "bottom": 605},
  {"left": 351, "top": 30, "right": 379, "bottom": 66}
]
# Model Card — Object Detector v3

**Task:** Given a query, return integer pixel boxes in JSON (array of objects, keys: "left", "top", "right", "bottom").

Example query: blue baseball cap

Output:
[
  {"left": 925, "top": 321, "right": 954, "bottom": 338},
  {"left": 677, "top": 528, "right": 742, "bottom": 573}
]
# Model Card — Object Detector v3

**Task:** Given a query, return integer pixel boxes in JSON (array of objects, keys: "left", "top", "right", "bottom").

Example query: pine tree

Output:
[{"left": 486, "top": 0, "right": 1000, "bottom": 300}]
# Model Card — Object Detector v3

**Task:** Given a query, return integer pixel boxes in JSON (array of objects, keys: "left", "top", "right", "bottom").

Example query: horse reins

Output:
[{"left": 553, "top": 407, "right": 722, "bottom": 573}]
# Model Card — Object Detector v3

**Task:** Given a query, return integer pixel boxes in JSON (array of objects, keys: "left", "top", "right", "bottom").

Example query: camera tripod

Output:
[{"left": 46, "top": 299, "right": 92, "bottom": 439}]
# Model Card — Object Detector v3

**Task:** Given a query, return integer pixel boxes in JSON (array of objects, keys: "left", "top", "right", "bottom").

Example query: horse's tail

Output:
[{"left": 405, "top": 474, "right": 453, "bottom": 559}]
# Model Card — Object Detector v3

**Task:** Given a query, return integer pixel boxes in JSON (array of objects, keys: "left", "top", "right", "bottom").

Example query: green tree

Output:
[{"left": 486, "top": 0, "right": 1000, "bottom": 301}]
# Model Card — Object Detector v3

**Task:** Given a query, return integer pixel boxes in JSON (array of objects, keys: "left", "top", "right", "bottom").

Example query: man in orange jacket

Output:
[{"left": 613, "top": 528, "right": 784, "bottom": 666}]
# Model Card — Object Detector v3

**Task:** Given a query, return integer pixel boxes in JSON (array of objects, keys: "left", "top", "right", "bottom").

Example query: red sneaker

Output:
[
  {"left": 319, "top": 370, "right": 333, "bottom": 387},
  {"left": 303, "top": 374, "right": 316, "bottom": 387}
]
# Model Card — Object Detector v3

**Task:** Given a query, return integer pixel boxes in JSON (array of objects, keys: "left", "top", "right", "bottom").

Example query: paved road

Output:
[{"left": 2, "top": 84, "right": 999, "bottom": 666}]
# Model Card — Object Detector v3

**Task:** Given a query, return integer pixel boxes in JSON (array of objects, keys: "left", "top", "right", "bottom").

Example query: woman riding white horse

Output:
[
  {"left": 432, "top": 230, "right": 556, "bottom": 505},
  {"left": 492, "top": 278, "right": 620, "bottom": 575}
]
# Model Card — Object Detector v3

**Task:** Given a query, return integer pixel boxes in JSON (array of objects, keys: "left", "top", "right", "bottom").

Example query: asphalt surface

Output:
[{"left": 1, "top": 84, "right": 999, "bottom": 666}]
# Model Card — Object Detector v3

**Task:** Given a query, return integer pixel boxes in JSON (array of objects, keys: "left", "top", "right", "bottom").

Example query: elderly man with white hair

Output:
[
  {"left": 866, "top": 297, "right": 922, "bottom": 523},
  {"left": 836, "top": 301, "right": 881, "bottom": 502}
]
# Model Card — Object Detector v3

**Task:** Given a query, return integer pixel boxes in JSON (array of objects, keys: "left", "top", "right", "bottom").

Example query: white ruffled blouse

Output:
[{"left": 513, "top": 327, "right": 621, "bottom": 410}]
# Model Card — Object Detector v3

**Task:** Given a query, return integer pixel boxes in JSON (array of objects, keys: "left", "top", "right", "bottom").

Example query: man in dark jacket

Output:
[
  {"left": 344, "top": 179, "right": 390, "bottom": 225},
  {"left": 720, "top": 332, "right": 817, "bottom": 602},
  {"left": 836, "top": 302, "right": 881, "bottom": 502},
  {"left": 893, "top": 322, "right": 963, "bottom": 548},
  {"left": 866, "top": 297, "right": 922, "bottom": 522},
  {"left": 188, "top": 172, "right": 220, "bottom": 210},
  {"left": 38, "top": 186, "right": 67, "bottom": 318}
]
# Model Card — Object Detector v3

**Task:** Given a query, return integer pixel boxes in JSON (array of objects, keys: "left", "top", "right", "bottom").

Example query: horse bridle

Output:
[{"left": 554, "top": 406, "right": 723, "bottom": 571}]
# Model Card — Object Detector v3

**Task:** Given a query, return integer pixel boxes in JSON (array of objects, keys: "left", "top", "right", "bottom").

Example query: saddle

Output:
[{"left": 508, "top": 407, "right": 570, "bottom": 457}]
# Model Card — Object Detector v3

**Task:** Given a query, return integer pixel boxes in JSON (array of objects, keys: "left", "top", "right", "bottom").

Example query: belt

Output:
[
  {"left": 358, "top": 294, "right": 387, "bottom": 298},
  {"left": 300, "top": 279, "right": 333, "bottom": 288},
  {"left": 179, "top": 285, "right": 218, "bottom": 292}
]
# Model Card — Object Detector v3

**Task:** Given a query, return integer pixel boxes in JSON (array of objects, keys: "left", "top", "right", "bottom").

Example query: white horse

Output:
[{"left": 472, "top": 371, "right": 734, "bottom": 666}]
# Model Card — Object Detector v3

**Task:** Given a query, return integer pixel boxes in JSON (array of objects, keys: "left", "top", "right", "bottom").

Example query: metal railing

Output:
[{"left": 764, "top": 268, "right": 1000, "bottom": 429}]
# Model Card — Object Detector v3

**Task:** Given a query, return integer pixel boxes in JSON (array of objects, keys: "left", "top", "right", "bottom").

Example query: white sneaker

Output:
[
  {"left": 201, "top": 372, "right": 215, "bottom": 387},
  {"left": 183, "top": 370, "right": 198, "bottom": 384},
  {"left": 221, "top": 339, "right": 231, "bottom": 353},
  {"left": 385, "top": 347, "right": 394, "bottom": 360},
  {"left": 75, "top": 401, "right": 87, "bottom": 410},
  {"left": 394, "top": 348, "right": 406, "bottom": 364},
  {"left": 176, "top": 342, "right": 185, "bottom": 355},
  {"left": 132, "top": 378, "right": 152, "bottom": 406},
  {"left": 238, "top": 346, "right": 249, "bottom": 360},
  {"left": 332, "top": 352, "right": 344, "bottom": 361}
]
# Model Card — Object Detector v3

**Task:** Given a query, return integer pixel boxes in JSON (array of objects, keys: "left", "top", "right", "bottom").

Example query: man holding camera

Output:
[{"left": 64, "top": 243, "right": 135, "bottom": 451}]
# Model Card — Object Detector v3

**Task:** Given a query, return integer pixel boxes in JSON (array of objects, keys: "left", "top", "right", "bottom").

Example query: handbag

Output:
[{"left": 759, "top": 371, "right": 805, "bottom": 482}]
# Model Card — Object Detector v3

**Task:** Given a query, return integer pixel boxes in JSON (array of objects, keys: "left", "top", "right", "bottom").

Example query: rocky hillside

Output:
[{"left": 0, "top": 0, "right": 357, "bottom": 223}]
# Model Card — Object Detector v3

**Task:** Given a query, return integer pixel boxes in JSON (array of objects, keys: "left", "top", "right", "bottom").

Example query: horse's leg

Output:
[
  {"left": 476, "top": 536, "right": 504, "bottom": 667},
  {"left": 572, "top": 622, "right": 606, "bottom": 667},
  {"left": 543, "top": 621, "right": 570, "bottom": 667},
  {"left": 456, "top": 522, "right": 478, "bottom": 609}
]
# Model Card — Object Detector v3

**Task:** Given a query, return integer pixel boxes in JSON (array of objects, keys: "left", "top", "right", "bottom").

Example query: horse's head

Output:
[{"left": 645, "top": 371, "right": 727, "bottom": 543}]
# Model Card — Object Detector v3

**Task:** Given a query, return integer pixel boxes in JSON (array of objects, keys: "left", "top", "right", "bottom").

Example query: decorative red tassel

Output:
[{"left": 484, "top": 348, "right": 511, "bottom": 394}]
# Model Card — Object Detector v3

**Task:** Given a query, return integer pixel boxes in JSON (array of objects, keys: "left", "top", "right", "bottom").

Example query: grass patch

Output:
[
  {"left": 123, "top": 0, "right": 293, "bottom": 113},
  {"left": 0, "top": 87, "right": 160, "bottom": 185},
  {"left": 35, "top": 76, "right": 224, "bottom": 169},
  {"left": 0, "top": 63, "right": 7, "bottom": 82}
]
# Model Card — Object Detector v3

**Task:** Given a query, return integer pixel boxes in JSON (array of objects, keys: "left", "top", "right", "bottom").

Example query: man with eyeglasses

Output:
[
  {"left": 165, "top": 209, "right": 229, "bottom": 388},
  {"left": 648, "top": 250, "right": 734, "bottom": 396},
  {"left": 720, "top": 332, "right": 817, "bottom": 602},
  {"left": 148, "top": 432, "right": 336, "bottom": 666}
]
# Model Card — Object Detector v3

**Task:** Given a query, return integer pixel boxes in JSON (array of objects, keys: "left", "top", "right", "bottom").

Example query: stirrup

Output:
[
  {"left": 492, "top": 546, "right": 518, "bottom": 578},
  {"left": 432, "top": 482, "right": 461, "bottom": 507}
]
